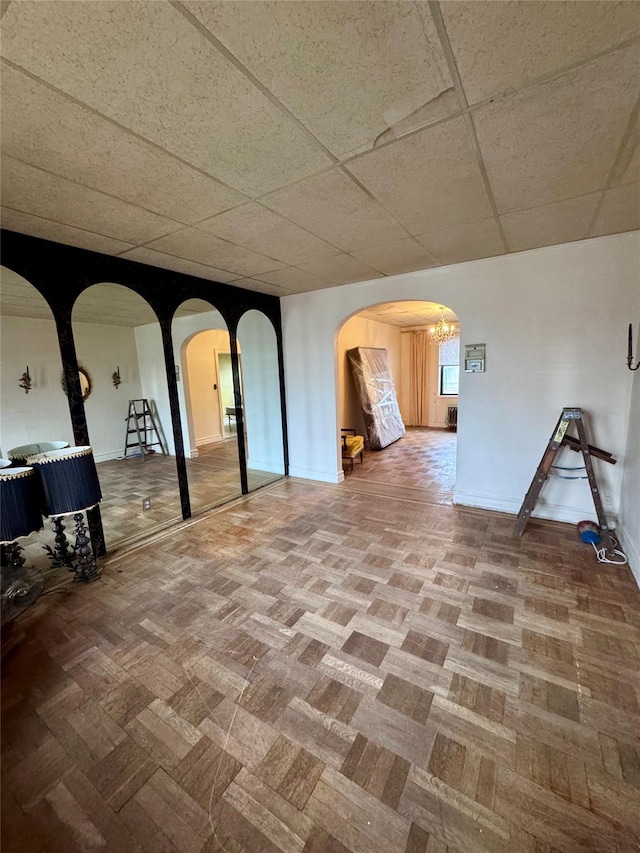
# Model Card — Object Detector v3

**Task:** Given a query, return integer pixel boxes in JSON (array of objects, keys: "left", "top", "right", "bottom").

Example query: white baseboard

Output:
[
  {"left": 247, "top": 460, "right": 286, "bottom": 475},
  {"left": 196, "top": 434, "right": 223, "bottom": 447},
  {"left": 289, "top": 464, "right": 343, "bottom": 484},
  {"left": 93, "top": 449, "right": 124, "bottom": 463},
  {"left": 617, "top": 523, "right": 640, "bottom": 588},
  {"left": 453, "top": 490, "right": 616, "bottom": 527}
]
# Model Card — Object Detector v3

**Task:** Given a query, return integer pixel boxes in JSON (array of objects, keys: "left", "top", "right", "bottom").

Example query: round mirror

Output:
[{"left": 61, "top": 366, "right": 92, "bottom": 401}]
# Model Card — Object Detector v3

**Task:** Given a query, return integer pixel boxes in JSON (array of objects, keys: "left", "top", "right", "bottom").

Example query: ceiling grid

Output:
[{"left": 1, "top": 0, "right": 638, "bottom": 294}]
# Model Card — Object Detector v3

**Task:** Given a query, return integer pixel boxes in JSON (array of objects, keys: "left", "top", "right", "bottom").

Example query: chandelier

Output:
[{"left": 430, "top": 306, "right": 457, "bottom": 345}]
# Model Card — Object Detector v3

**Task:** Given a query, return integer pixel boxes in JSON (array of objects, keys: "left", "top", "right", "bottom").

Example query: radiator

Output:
[{"left": 447, "top": 406, "right": 458, "bottom": 431}]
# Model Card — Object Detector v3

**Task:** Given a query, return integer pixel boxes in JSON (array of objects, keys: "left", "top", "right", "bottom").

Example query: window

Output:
[
  {"left": 438, "top": 336, "right": 460, "bottom": 396},
  {"left": 440, "top": 364, "right": 459, "bottom": 395}
]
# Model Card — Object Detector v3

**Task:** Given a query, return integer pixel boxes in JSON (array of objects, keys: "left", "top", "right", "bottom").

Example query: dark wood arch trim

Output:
[{"left": 1, "top": 228, "right": 289, "bottom": 554}]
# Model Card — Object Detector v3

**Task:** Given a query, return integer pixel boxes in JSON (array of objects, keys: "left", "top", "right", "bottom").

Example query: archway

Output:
[
  {"left": 72, "top": 283, "right": 181, "bottom": 550},
  {"left": 237, "top": 309, "right": 285, "bottom": 491},
  {"left": 336, "top": 300, "right": 459, "bottom": 503},
  {"left": 171, "top": 299, "right": 243, "bottom": 514},
  {"left": 0, "top": 265, "right": 73, "bottom": 577}
]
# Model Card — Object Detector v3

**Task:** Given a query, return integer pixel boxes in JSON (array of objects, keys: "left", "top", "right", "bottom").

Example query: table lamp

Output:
[
  {"left": 8, "top": 441, "right": 69, "bottom": 466},
  {"left": 28, "top": 446, "right": 102, "bottom": 583},
  {"left": 0, "top": 467, "right": 45, "bottom": 622}
]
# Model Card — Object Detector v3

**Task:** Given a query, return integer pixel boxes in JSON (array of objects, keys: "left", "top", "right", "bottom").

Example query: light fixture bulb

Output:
[{"left": 430, "top": 307, "right": 456, "bottom": 345}]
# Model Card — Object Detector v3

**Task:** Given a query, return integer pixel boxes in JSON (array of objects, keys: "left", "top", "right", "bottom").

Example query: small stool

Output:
[{"left": 341, "top": 428, "right": 364, "bottom": 473}]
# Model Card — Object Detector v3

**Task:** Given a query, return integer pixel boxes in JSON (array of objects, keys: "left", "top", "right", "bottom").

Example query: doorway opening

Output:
[
  {"left": 336, "top": 301, "right": 459, "bottom": 505},
  {"left": 182, "top": 329, "right": 241, "bottom": 452},
  {"left": 173, "top": 303, "right": 243, "bottom": 514},
  {"left": 218, "top": 352, "right": 242, "bottom": 439},
  {"left": 174, "top": 302, "right": 286, "bottom": 514}
]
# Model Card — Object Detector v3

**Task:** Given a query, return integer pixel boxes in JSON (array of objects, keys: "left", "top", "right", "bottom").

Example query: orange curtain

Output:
[{"left": 409, "top": 330, "right": 429, "bottom": 426}]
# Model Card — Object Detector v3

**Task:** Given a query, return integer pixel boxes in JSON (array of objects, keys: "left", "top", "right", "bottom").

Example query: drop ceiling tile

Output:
[
  {"left": 474, "top": 46, "right": 640, "bottom": 213},
  {"left": 0, "top": 1, "right": 331, "bottom": 196},
  {"left": 118, "top": 247, "right": 241, "bottom": 284},
  {"left": 441, "top": 0, "right": 640, "bottom": 104},
  {"left": 501, "top": 193, "right": 601, "bottom": 252},
  {"left": 0, "top": 64, "right": 248, "bottom": 225},
  {"left": 351, "top": 237, "right": 438, "bottom": 276},
  {"left": 186, "top": 1, "right": 455, "bottom": 158},
  {"left": 1, "top": 301, "right": 54, "bottom": 320},
  {"left": 197, "top": 203, "right": 339, "bottom": 265},
  {"left": 417, "top": 218, "right": 505, "bottom": 265},
  {"left": 0, "top": 207, "right": 136, "bottom": 256},
  {"left": 261, "top": 167, "right": 407, "bottom": 252},
  {"left": 73, "top": 285, "right": 158, "bottom": 327},
  {"left": 347, "top": 117, "right": 494, "bottom": 234},
  {"left": 610, "top": 109, "right": 640, "bottom": 187},
  {"left": 144, "top": 228, "right": 284, "bottom": 278},
  {"left": 175, "top": 299, "right": 226, "bottom": 318},
  {"left": 591, "top": 182, "right": 640, "bottom": 237},
  {"left": 1, "top": 158, "right": 181, "bottom": 245},
  {"left": 298, "top": 254, "right": 384, "bottom": 286},
  {"left": 358, "top": 302, "right": 457, "bottom": 328},
  {"left": 257, "top": 266, "right": 333, "bottom": 293},
  {"left": 230, "top": 278, "right": 290, "bottom": 297},
  {"left": 0, "top": 284, "right": 37, "bottom": 300},
  {"left": 260, "top": 168, "right": 406, "bottom": 252}
]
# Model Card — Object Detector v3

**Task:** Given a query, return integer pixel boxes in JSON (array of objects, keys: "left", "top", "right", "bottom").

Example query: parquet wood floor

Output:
[
  {"left": 20, "top": 441, "right": 280, "bottom": 579},
  {"left": 3, "top": 477, "right": 640, "bottom": 853},
  {"left": 343, "top": 428, "right": 456, "bottom": 506}
]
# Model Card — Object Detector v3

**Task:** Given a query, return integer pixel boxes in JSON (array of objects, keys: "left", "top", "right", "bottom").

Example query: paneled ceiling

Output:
[
  {"left": 358, "top": 302, "right": 457, "bottom": 328},
  {"left": 0, "top": 267, "right": 220, "bottom": 326},
  {"left": 1, "top": 1, "right": 638, "bottom": 297}
]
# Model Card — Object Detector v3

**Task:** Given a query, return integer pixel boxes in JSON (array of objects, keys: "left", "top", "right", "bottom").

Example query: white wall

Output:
[
  {"left": 0, "top": 314, "right": 142, "bottom": 461},
  {"left": 134, "top": 309, "right": 229, "bottom": 458},
  {"left": 74, "top": 322, "right": 143, "bottom": 461},
  {"left": 134, "top": 321, "right": 174, "bottom": 455},
  {"left": 282, "top": 233, "right": 639, "bottom": 531},
  {"left": 174, "top": 310, "right": 230, "bottom": 457},
  {"left": 237, "top": 310, "right": 284, "bottom": 475},
  {"left": 0, "top": 314, "right": 73, "bottom": 455},
  {"left": 337, "top": 315, "right": 402, "bottom": 438},
  {"left": 135, "top": 308, "right": 283, "bottom": 475},
  {"left": 620, "top": 370, "right": 640, "bottom": 583}
]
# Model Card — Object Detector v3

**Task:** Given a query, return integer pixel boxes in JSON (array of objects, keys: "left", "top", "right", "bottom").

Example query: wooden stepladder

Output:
[
  {"left": 123, "top": 399, "right": 166, "bottom": 460},
  {"left": 514, "top": 408, "right": 617, "bottom": 557}
]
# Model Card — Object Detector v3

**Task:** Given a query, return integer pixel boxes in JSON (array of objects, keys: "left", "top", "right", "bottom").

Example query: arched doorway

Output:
[
  {"left": 336, "top": 300, "right": 459, "bottom": 503},
  {"left": 171, "top": 302, "right": 286, "bottom": 513},
  {"left": 72, "top": 283, "right": 181, "bottom": 549},
  {"left": 172, "top": 299, "right": 243, "bottom": 514},
  {"left": 237, "top": 309, "right": 285, "bottom": 491}
]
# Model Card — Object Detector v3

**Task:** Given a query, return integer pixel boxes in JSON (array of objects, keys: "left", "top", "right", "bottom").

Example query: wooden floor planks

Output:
[{"left": 2, "top": 450, "right": 640, "bottom": 852}]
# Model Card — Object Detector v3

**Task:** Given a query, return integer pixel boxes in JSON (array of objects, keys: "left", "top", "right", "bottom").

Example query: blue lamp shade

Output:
[
  {"left": 0, "top": 467, "right": 44, "bottom": 543},
  {"left": 27, "top": 446, "right": 102, "bottom": 517}
]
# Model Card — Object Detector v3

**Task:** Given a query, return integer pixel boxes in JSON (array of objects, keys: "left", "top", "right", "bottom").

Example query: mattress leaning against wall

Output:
[{"left": 347, "top": 347, "right": 406, "bottom": 450}]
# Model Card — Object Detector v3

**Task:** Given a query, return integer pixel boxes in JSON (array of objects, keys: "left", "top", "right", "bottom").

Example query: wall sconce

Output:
[
  {"left": 19, "top": 366, "right": 33, "bottom": 394},
  {"left": 628, "top": 323, "right": 639, "bottom": 371},
  {"left": 112, "top": 366, "right": 122, "bottom": 389}
]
